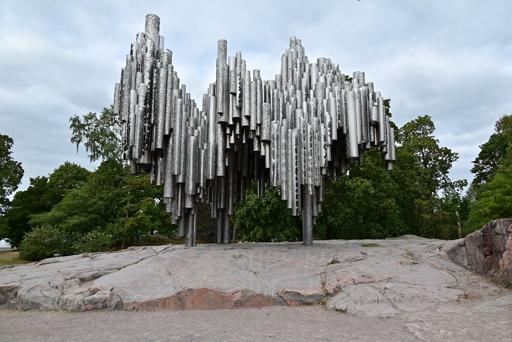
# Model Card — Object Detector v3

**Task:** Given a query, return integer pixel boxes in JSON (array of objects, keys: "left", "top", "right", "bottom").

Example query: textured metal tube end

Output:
[
  {"left": 145, "top": 14, "right": 160, "bottom": 47},
  {"left": 217, "top": 39, "right": 227, "bottom": 61}
]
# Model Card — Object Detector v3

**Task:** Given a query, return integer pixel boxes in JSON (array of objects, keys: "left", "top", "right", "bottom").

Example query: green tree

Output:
[
  {"left": 0, "top": 177, "right": 52, "bottom": 248},
  {"left": 470, "top": 115, "right": 512, "bottom": 188},
  {"left": 435, "top": 181, "right": 469, "bottom": 239},
  {"left": 47, "top": 162, "right": 91, "bottom": 202},
  {"left": 0, "top": 163, "right": 90, "bottom": 248},
  {"left": 465, "top": 160, "right": 512, "bottom": 233},
  {"left": 19, "top": 225, "right": 75, "bottom": 261},
  {"left": 393, "top": 115, "right": 466, "bottom": 238},
  {"left": 0, "top": 134, "right": 23, "bottom": 214},
  {"left": 465, "top": 115, "right": 512, "bottom": 233},
  {"left": 69, "top": 107, "right": 122, "bottom": 162},
  {"left": 25, "top": 160, "right": 174, "bottom": 258},
  {"left": 316, "top": 149, "right": 405, "bottom": 239},
  {"left": 107, "top": 174, "right": 173, "bottom": 248},
  {"left": 30, "top": 160, "right": 126, "bottom": 235},
  {"left": 233, "top": 185, "right": 301, "bottom": 242}
]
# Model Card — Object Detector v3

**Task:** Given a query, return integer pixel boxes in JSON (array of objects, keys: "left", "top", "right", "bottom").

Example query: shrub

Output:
[
  {"left": 20, "top": 225, "right": 76, "bottom": 261},
  {"left": 233, "top": 185, "right": 301, "bottom": 242},
  {"left": 73, "top": 230, "right": 114, "bottom": 253}
]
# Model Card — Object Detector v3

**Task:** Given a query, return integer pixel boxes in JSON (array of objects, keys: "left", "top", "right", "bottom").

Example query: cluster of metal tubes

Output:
[{"left": 113, "top": 14, "right": 396, "bottom": 247}]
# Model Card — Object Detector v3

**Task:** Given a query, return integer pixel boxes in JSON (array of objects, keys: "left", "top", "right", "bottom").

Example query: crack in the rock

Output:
[
  {"left": 421, "top": 257, "right": 462, "bottom": 289},
  {"left": 368, "top": 283, "right": 402, "bottom": 312},
  {"left": 49, "top": 247, "right": 176, "bottom": 308},
  {"left": 153, "top": 254, "right": 173, "bottom": 277}
]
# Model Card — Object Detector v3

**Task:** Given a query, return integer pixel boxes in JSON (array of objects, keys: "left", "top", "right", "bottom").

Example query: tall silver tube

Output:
[{"left": 115, "top": 14, "right": 396, "bottom": 247}]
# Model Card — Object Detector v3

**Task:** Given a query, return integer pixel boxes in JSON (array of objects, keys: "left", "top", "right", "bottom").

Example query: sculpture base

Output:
[{"left": 1, "top": 236, "right": 510, "bottom": 317}]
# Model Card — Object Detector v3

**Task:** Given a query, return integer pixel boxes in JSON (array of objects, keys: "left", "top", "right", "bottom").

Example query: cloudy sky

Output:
[{"left": 1, "top": 0, "right": 511, "bottom": 191}]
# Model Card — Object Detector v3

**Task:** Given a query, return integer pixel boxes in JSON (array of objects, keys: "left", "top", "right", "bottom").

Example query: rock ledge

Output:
[{"left": 1, "top": 237, "right": 509, "bottom": 317}]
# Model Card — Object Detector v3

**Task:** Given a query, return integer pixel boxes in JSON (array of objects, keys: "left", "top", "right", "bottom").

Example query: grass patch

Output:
[
  {"left": 457, "top": 293, "right": 481, "bottom": 301},
  {"left": 0, "top": 250, "right": 29, "bottom": 266},
  {"left": 360, "top": 242, "right": 382, "bottom": 248}
]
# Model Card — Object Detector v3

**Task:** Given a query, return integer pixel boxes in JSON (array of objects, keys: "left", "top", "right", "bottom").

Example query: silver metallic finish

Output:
[
  {"left": 144, "top": 14, "right": 160, "bottom": 49},
  {"left": 113, "top": 83, "right": 121, "bottom": 115},
  {"left": 115, "top": 14, "right": 396, "bottom": 247},
  {"left": 346, "top": 91, "right": 359, "bottom": 158},
  {"left": 216, "top": 40, "right": 227, "bottom": 115},
  {"left": 155, "top": 67, "right": 167, "bottom": 149}
]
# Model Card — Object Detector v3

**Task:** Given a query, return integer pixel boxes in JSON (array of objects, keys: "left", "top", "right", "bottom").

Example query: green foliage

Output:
[
  {"left": 236, "top": 116, "right": 466, "bottom": 241},
  {"left": 4, "top": 106, "right": 179, "bottom": 260},
  {"left": 0, "top": 134, "right": 23, "bottom": 214},
  {"left": 316, "top": 115, "right": 466, "bottom": 240},
  {"left": 466, "top": 116, "right": 512, "bottom": 233},
  {"left": 30, "top": 160, "right": 125, "bottom": 235},
  {"left": 316, "top": 149, "right": 406, "bottom": 240},
  {"left": 396, "top": 115, "right": 461, "bottom": 195},
  {"left": 360, "top": 243, "right": 382, "bottom": 248},
  {"left": 105, "top": 173, "right": 173, "bottom": 248},
  {"left": 20, "top": 225, "right": 76, "bottom": 261},
  {"left": 22, "top": 160, "right": 175, "bottom": 259},
  {"left": 73, "top": 230, "right": 114, "bottom": 253},
  {"left": 194, "top": 202, "right": 217, "bottom": 243},
  {"left": 233, "top": 185, "right": 301, "bottom": 242},
  {"left": 0, "top": 177, "right": 52, "bottom": 248},
  {"left": 13, "top": 102, "right": 500, "bottom": 260},
  {"left": 47, "top": 162, "right": 91, "bottom": 201},
  {"left": 434, "top": 186, "right": 469, "bottom": 239},
  {"left": 393, "top": 115, "right": 467, "bottom": 239},
  {"left": 0, "top": 163, "right": 89, "bottom": 248},
  {"left": 466, "top": 163, "right": 512, "bottom": 233},
  {"left": 471, "top": 115, "right": 512, "bottom": 188},
  {"left": 69, "top": 107, "right": 122, "bottom": 162}
]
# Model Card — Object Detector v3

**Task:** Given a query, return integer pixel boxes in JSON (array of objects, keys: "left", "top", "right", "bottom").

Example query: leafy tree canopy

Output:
[
  {"left": 69, "top": 107, "right": 122, "bottom": 162},
  {"left": 233, "top": 185, "right": 301, "bottom": 242},
  {"left": 470, "top": 115, "right": 512, "bottom": 188},
  {"left": 465, "top": 115, "right": 512, "bottom": 233},
  {"left": 465, "top": 160, "right": 512, "bottom": 233},
  {"left": 0, "top": 162, "right": 89, "bottom": 248},
  {"left": 26, "top": 160, "right": 175, "bottom": 258},
  {"left": 0, "top": 134, "right": 23, "bottom": 213},
  {"left": 235, "top": 115, "right": 466, "bottom": 241},
  {"left": 316, "top": 149, "right": 405, "bottom": 240},
  {"left": 393, "top": 115, "right": 467, "bottom": 238}
]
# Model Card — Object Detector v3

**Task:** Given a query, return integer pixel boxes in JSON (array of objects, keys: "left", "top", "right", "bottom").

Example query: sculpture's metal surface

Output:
[{"left": 113, "top": 14, "right": 396, "bottom": 246}]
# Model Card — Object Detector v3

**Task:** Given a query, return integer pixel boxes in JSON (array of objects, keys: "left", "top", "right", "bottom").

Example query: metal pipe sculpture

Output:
[{"left": 113, "top": 14, "right": 396, "bottom": 247}]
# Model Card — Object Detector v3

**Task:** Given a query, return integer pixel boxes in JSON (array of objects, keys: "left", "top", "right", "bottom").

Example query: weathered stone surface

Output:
[
  {"left": 442, "top": 238, "right": 467, "bottom": 268},
  {"left": 0, "top": 237, "right": 509, "bottom": 317},
  {"left": 124, "top": 288, "right": 282, "bottom": 310},
  {"left": 448, "top": 218, "right": 512, "bottom": 284}
]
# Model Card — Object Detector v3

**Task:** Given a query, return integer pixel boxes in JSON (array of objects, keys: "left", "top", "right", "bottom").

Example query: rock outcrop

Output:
[
  {"left": 1, "top": 237, "right": 509, "bottom": 316},
  {"left": 447, "top": 218, "right": 512, "bottom": 284}
]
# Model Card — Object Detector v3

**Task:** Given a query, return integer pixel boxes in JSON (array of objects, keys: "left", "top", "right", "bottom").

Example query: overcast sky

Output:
[{"left": 1, "top": 0, "right": 511, "bottom": 191}]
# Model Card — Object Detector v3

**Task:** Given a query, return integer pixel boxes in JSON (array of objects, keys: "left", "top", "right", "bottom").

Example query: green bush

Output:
[
  {"left": 465, "top": 115, "right": 512, "bottom": 234},
  {"left": 465, "top": 162, "right": 512, "bottom": 234},
  {"left": 20, "top": 225, "right": 76, "bottom": 261},
  {"left": 233, "top": 185, "right": 301, "bottom": 242},
  {"left": 73, "top": 230, "right": 114, "bottom": 253},
  {"left": 316, "top": 150, "right": 406, "bottom": 240}
]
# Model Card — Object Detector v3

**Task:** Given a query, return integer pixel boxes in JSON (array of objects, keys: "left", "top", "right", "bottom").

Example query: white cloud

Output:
[{"left": 0, "top": 0, "right": 511, "bottom": 190}]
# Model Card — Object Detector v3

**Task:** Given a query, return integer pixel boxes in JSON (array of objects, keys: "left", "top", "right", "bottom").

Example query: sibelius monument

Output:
[{"left": 113, "top": 14, "right": 396, "bottom": 247}]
